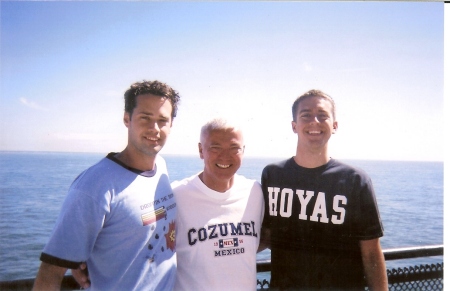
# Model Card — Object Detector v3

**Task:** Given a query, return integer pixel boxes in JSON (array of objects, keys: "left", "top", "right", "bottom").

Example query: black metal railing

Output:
[
  {"left": 256, "top": 244, "right": 444, "bottom": 290},
  {"left": 0, "top": 245, "right": 443, "bottom": 291}
]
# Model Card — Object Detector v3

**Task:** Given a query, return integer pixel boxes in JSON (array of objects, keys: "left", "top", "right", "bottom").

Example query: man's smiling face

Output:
[
  {"left": 292, "top": 95, "right": 338, "bottom": 150},
  {"left": 198, "top": 128, "right": 244, "bottom": 192},
  {"left": 124, "top": 94, "right": 173, "bottom": 159}
]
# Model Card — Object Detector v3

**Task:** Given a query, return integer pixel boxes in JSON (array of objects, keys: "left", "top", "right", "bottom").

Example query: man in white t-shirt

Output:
[{"left": 172, "top": 118, "right": 264, "bottom": 291}]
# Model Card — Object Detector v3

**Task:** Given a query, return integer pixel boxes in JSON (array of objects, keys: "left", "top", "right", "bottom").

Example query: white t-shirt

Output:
[{"left": 172, "top": 174, "right": 264, "bottom": 291}]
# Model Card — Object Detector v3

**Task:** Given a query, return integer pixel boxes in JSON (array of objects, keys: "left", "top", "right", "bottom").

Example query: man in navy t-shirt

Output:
[{"left": 261, "top": 90, "right": 387, "bottom": 290}]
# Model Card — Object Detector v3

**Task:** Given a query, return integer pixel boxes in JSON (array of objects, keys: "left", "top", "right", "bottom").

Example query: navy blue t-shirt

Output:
[{"left": 262, "top": 158, "right": 383, "bottom": 290}]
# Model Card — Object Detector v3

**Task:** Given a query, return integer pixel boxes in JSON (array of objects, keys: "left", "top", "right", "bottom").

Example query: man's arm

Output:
[
  {"left": 257, "top": 226, "right": 271, "bottom": 252},
  {"left": 32, "top": 262, "right": 68, "bottom": 291},
  {"left": 360, "top": 238, "right": 388, "bottom": 291}
]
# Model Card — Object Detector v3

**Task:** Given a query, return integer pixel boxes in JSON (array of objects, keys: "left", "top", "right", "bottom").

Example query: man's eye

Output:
[
  {"left": 230, "top": 147, "right": 243, "bottom": 154},
  {"left": 209, "top": 147, "right": 221, "bottom": 153}
]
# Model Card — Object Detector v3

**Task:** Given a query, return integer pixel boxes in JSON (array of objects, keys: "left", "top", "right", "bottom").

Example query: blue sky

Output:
[{"left": 0, "top": 1, "right": 445, "bottom": 161}]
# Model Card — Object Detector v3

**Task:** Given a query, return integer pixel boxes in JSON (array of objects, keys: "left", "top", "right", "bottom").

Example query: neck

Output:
[
  {"left": 294, "top": 145, "right": 330, "bottom": 168},
  {"left": 115, "top": 149, "right": 156, "bottom": 171},
  {"left": 199, "top": 172, "right": 234, "bottom": 193}
]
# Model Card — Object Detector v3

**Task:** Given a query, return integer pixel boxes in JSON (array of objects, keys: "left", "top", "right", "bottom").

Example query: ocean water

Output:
[{"left": 0, "top": 151, "right": 443, "bottom": 282}]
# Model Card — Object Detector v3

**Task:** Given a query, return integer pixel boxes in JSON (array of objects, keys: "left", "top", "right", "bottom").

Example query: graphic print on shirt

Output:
[
  {"left": 143, "top": 193, "right": 177, "bottom": 263},
  {"left": 141, "top": 206, "right": 167, "bottom": 225},
  {"left": 165, "top": 220, "right": 176, "bottom": 251},
  {"left": 267, "top": 187, "right": 347, "bottom": 224},
  {"left": 187, "top": 221, "right": 258, "bottom": 257},
  {"left": 140, "top": 192, "right": 176, "bottom": 226}
]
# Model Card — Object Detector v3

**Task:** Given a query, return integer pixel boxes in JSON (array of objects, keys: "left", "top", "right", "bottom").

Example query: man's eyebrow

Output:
[
  {"left": 137, "top": 111, "right": 170, "bottom": 119},
  {"left": 136, "top": 110, "right": 154, "bottom": 116},
  {"left": 299, "top": 108, "right": 328, "bottom": 113},
  {"left": 227, "top": 143, "right": 243, "bottom": 148}
]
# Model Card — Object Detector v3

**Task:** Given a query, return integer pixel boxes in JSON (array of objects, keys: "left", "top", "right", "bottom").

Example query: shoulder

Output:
[
  {"left": 329, "top": 159, "right": 367, "bottom": 173},
  {"left": 171, "top": 174, "right": 199, "bottom": 193},
  {"left": 71, "top": 155, "right": 144, "bottom": 193},
  {"left": 233, "top": 173, "right": 256, "bottom": 184},
  {"left": 328, "top": 159, "right": 372, "bottom": 182},
  {"left": 262, "top": 158, "right": 292, "bottom": 173},
  {"left": 60, "top": 157, "right": 120, "bottom": 203},
  {"left": 233, "top": 174, "right": 263, "bottom": 193},
  {"left": 74, "top": 156, "right": 117, "bottom": 182}
]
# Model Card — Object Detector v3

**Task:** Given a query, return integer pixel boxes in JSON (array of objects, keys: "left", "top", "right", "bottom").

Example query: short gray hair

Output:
[{"left": 200, "top": 118, "right": 242, "bottom": 143}]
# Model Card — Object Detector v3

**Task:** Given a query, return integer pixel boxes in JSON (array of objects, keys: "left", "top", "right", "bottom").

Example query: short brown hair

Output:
[
  {"left": 124, "top": 80, "right": 181, "bottom": 119},
  {"left": 292, "top": 89, "right": 336, "bottom": 121}
]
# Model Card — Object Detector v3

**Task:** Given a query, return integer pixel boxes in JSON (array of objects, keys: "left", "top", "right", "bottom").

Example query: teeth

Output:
[
  {"left": 217, "top": 164, "right": 231, "bottom": 169},
  {"left": 308, "top": 131, "right": 321, "bottom": 134},
  {"left": 146, "top": 137, "right": 158, "bottom": 141}
]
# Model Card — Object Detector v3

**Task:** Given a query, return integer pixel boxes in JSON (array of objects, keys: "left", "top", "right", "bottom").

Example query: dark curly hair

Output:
[
  {"left": 292, "top": 89, "right": 336, "bottom": 121},
  {"left": 124, "top": 80, "right": 181, "bottom": 119}
]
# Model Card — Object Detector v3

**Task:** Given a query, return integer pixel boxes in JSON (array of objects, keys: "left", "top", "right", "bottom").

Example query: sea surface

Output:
[{"left": 0, "top": 151, "right": 444, "bottom": 282}]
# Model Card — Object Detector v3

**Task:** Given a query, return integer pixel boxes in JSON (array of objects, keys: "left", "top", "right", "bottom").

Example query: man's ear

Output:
[
  {"left": 332, "top": 121, "right": 338, "bottom": 134},
  {"left": 291, "top": 121, "right": 297, "bottom": 133},
  {"left": 123, "top": 112, "right": 130, "bottom": 128},
  {"left": 198, "top": 143, "right": 204, "bottom": 159}
]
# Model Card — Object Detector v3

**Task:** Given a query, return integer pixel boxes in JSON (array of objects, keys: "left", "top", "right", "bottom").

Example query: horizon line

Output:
[{"left": 0, "top": 149, "right": 444, "bottom": 163}]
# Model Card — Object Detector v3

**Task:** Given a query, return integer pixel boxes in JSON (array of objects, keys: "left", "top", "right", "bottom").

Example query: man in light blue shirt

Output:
[{"left": 33, "top": 80, "right": 180, "bottom": 291}]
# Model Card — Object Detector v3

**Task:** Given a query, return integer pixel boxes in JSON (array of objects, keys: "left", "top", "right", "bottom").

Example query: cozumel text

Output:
[{"left": 188, "top": 221, "right": 258, "bottom": 246}]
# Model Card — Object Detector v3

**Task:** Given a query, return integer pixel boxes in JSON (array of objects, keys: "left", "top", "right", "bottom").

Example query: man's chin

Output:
[{"left": 142, "top": 146, "right": 163, "bottom": 157}]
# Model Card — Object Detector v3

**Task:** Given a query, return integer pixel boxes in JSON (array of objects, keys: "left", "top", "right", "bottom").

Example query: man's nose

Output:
[
  {"left": 309, "top": 115, "right": 320, "bottom": 123},
  {"left": 148, "top": 121, "right": 160, "bottom": 131}
]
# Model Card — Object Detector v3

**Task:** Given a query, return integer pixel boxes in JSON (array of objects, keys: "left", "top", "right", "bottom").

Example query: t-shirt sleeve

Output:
[
  {"left": 255, "top": 181, "right": 265, "bottom": 228},
  {"left": 39, "top": 253, "right": 81, "bottom": 269},
  {"left": 355, "top": 175, "right": 384, "bottom": 240},
  {"left": 41, "top": 187, "right": 108, "bottom": 267}
]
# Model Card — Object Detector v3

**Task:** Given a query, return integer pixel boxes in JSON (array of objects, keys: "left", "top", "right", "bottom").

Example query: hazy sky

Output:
[{"left": 1, "top": 1, "right": 445, "bottom": 161}]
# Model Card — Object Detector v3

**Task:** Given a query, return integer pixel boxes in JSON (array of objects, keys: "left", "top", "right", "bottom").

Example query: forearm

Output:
[
  {"left": 364, "top": 257, "right": 388, "bottom": 290},
  {"left": 257, "top": 227, "right": 271, "bottom": 253},
  {"left": 360, "top": 239, "right": 388, "bottom": 291},
  {"left": 32, "top": 262, "right": 67, "bottom": 291}
]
